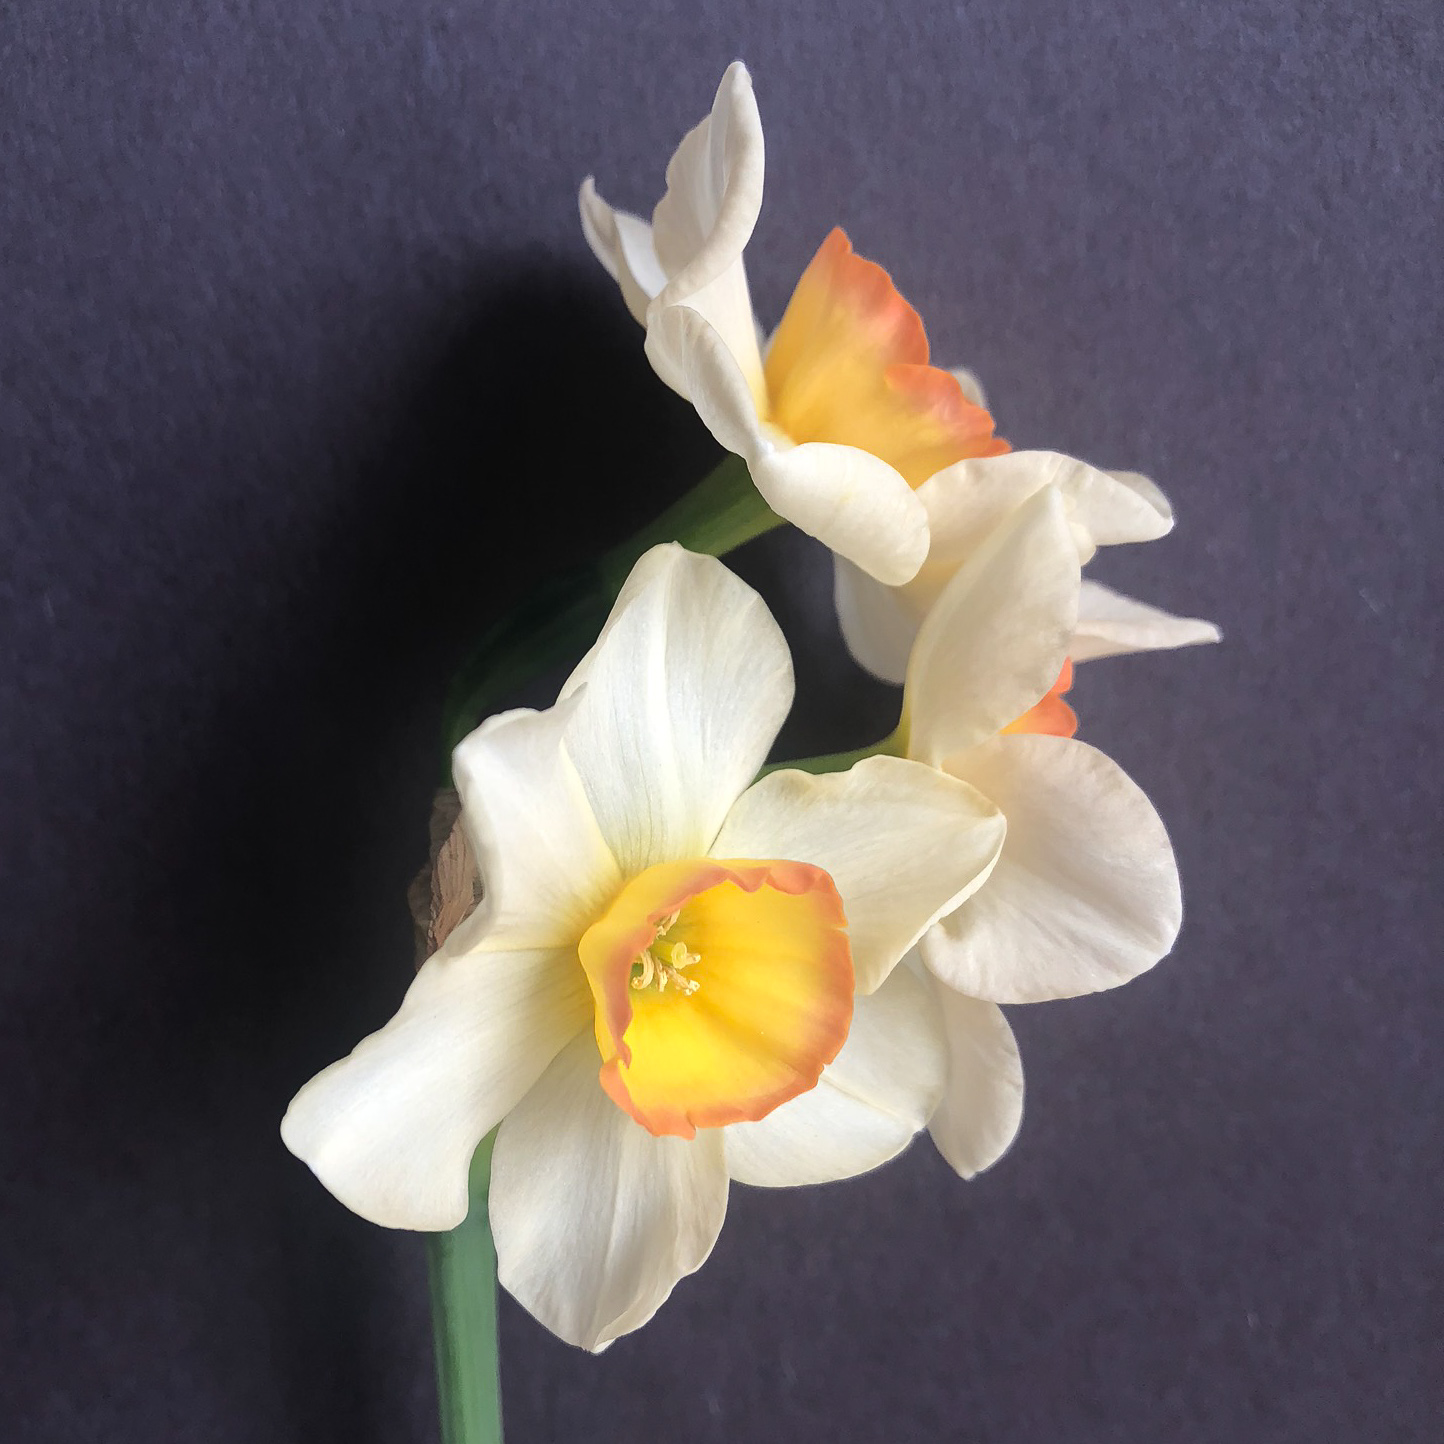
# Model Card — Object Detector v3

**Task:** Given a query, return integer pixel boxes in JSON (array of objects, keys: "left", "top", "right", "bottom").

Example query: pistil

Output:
[{"left": 631, "top": 913, "right": 701, "bottom": 995}]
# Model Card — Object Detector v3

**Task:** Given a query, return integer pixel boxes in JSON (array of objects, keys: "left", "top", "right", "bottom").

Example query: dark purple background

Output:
[{"left": 2, "top": 2, "right": 1439, "bottom": 1440}]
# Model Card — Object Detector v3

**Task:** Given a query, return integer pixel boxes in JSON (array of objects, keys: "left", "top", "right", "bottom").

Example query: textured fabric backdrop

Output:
[{"left": 2, "top": 2, "right": 1438, "bottom": 1440}]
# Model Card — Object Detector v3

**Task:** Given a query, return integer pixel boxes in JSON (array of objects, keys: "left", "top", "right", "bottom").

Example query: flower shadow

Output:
[{"left": 51, "top": 257, "right": 721, "bottom": 1441}]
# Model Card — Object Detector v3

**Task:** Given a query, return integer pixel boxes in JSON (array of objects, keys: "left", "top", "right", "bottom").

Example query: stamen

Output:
[
  {"left": 629, "top": 923, "right": 702, "bottom": 997},
  {"left": 666, "top": 965, "right": 700, "bottom": 996}
]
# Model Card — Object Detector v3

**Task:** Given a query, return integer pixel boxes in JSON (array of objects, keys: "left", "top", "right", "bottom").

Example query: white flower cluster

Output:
[{"left": 282, "top": 63, "right": 1218, "bottom": 1354}]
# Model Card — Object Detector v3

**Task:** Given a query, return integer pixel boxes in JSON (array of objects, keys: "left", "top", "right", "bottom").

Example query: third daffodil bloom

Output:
[
  {"left": 582, "top": 63, "right": 1011, "bottom": 586},
  {"left": 282, "top": 545, "right": 1003, "bottom": 1350},
  {"left": 885, "top": 486, "right": 1215, "bottom": 1180}
]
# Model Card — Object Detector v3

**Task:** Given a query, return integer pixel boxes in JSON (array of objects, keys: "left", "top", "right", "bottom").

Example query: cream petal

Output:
[
  {"left": 490, "top": 1032, "right": 729, "bottom": 1351},
  {"left": 917, "top": 451, "right": 1174, "bottom": 575},
  {"left": 921, "top": 735, "right": 1182, "bottom": 1004},
  {"left": 1107, "top": 469, "right": 1175, "bottom": 532},
  {"left": 647, "top": 267, "right": 766, "bottom": 410},
  {"left": 711, "top": 756, "right": 1005, "bottom": 994},
  {"left": 452, "top": 699, "right": 622, "bottom": 951},
  {"left": 578, "top": 177, "right": 668, "bottom": 326},
  {"left": 833, "top": 553, "right": 925, "bottom": 684},
  {"left": 649, "top": 301, "right": 765, "bottom": 456},
  {"left": 280, "top": 945, "right": 591, "bottom": 1231},
  {"left": 1072, "top": 578, "right": 1222, "bottom": 663},
  {"left": 559, "top": 544, "right": 793, "bottom": 878},
  {"left": 650, "top": 63, "right": 763, "bottom": 287},
  {"left": 644, "top": 62, "right": 766, "bottom": 404},
  {"left": 926, "top": 979, "right": 1025, "bottom": 1180},
  {"left": 904, "top": 487, "right": 1080, "bottom": 766},
  {"left": 723, "top": 964, "right": 946, "bottom": 1186},
  {"left": 654, "top": 304, "right": 929, "bottom": 584},
  {"left": 833, "top": 456, "right": 1181, "bottom": 682},
  {"left": 751, "top": 442, "right": 929, "bottom": 586}
]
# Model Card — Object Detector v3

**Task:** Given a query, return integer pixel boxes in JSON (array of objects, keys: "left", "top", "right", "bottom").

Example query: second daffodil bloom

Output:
[
  {"left": 581, "top": 63, "right": 1198, "bottom": 656},
  {"left": 888, "top": 487, "right": 1214, "bottom": 1180},
  {"left": 282, "top": 545, "right": 1005, "bottom": 1350},
  {"left": 581, "top": 64, "right": 1186, "bottom": 606},
  {"left": 582, "top": 63, "right": 1012, "bottom": 587}
]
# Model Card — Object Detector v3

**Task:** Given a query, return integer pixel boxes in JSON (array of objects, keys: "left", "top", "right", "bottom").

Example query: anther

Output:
[{"left": 629, "top": 934, "right": 702, "bottom": 997}]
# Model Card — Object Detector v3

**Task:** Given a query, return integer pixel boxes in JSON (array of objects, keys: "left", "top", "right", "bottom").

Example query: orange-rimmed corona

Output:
[
  {"left": 580, "top": 858, "right": 853, "bottom": 1139},
  {"left": 765, "top": 228, "right": 1009, "bottom": 486}
]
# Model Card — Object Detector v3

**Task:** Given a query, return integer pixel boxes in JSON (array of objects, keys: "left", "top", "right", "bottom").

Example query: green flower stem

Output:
[
  {"left": 762, "top": 722, "right": 909, "bottom": 778},
  {"left": 441, "top": 452, "right": 778, "bottom": 757},
  {"left": 595, "top": 451, "right": 779, "bottom": 593},
  {"left": 427, "top": 1135, "right": 503, "bottom": 1444}
]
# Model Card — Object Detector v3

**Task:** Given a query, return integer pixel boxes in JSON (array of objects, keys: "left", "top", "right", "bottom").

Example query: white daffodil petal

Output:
[
  {"left": 751, "top": 442, "right": 929, "bottom": 586},
  {"left": 712, "top": 756, "right": 1005, "bottom": 994},
  {"left": 490, "top": 1032, "right": 729, "bottom": 1352},
  {"left": 650, "top": 302, "right": 767, "bottom": 456},
  {"left": 723, "top": 964, "right": 946, "bottom": 1187},
  {"left": 922, "top": 735, "right": 1182, "bottom": 1004},
  {"left": 904, "top": 487, "right": 1080, "bottom": 767},
  {"left": 651, "top": 305, "right": 930, "bottom": 584},
  {"left": 560, "top": 544, "right": 793, "bottom": 877},
  {"left": 1072, "top": 578, "right": 1223, "bottom": 663},
  {"left": 651, "top": 63, "right": 764, "bottom": 289},
  {"left": 645, "top": 62, "right": 766, "bottom": 402},
  {"left": 281, "top": 946, "right": 590, "bottom": 1232},
  {"left": 578, "top": 178, "right": 667, "bottom": 326},
  {"left": 918, "top": 451, "right": 1173, "bottom": 574},
  {"left": 647, "top": 267, "right": 766, "bottom": 409},
  {"left": 927, "top": 979, "right": 1025, "bottom": 1180},
  {"left": 453, "top": 699, "right": 622, "bottom": 950},
  {"left": 947, "top": 365, "right": 988, "bottom": 411},
  {"left": 833, "top": 553, "right": 924, "bottom": 684},
  {"left": 1107, "top": 469, "right": 1175, "bottom": 532}
]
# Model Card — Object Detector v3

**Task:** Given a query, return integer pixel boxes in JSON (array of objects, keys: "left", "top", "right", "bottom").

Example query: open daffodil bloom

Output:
[
  {"left": 581, "top": 857, "right": 853, "bottom": 1138},
  {"left": 866, "top": 487, "right": 1214, "bottom": 1182},
  {"left": 282, "top": 544, "right": 1004, "bottom": 1349},
  {"left": 581, "top": 63, "right": 1209, "bottom": 672},
  {"left": 583, "top": 64, "right": 1008, "bottom": 585}
]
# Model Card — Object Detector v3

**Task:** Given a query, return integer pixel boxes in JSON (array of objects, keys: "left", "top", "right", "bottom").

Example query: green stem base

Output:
[{"left": 427, "top": 1136, "right": 503, "bottom": 1444}]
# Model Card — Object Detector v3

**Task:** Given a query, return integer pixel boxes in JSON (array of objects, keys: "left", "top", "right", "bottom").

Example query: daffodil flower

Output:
[
  {"left": 583, "top": 64, "right": 1010, "bottom": 586},
  {"left": 886, "top": 487, "right": 1217, "bottom": 1179},
  {"left": 282, "top": 545, "right": 1004, "bottom": 1350},
  {"left": 582, "top": 61, "right": 1185, "bottom": 629}
]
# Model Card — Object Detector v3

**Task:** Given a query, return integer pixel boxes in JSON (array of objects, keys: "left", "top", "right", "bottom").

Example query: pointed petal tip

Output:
[
  {"left": 1106, "top": 469, "right": 1175, "bottom": 532},
  {"left": 720, "top": 59, "right": 753, "bottom": 92}
]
